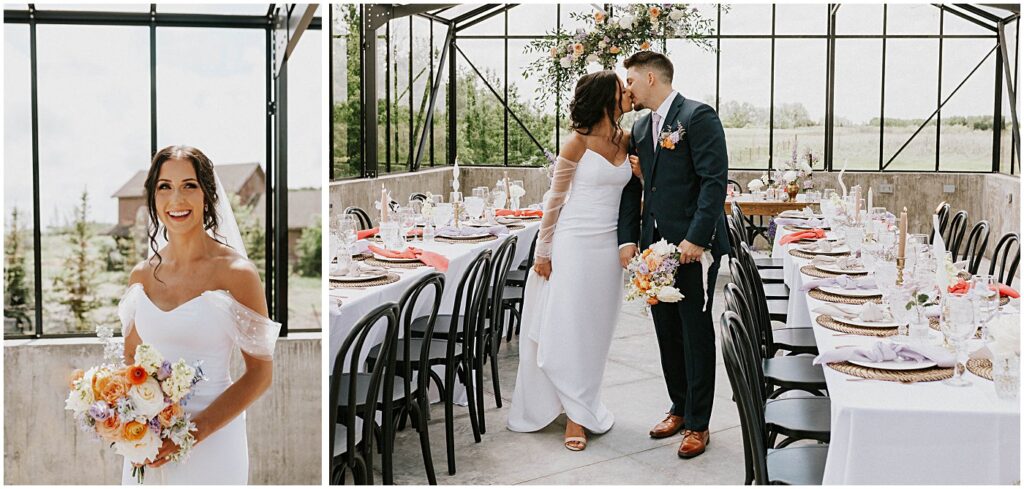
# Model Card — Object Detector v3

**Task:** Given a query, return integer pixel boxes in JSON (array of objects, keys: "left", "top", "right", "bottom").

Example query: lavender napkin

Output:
[
  {"left": 776, "top": 217, "right": 828, "bottom": 227},
  {"left": 350, "top": 239, "right": 371, "bottom": 255},
  {"left": 801, "top": 275, "right": 878, "bottom": 292},
  {"left": 813, "top": 341, "right": 955, "bottom": 367},
  {"left": 437, "top": 225, "right": 509, "bottom": 238}
]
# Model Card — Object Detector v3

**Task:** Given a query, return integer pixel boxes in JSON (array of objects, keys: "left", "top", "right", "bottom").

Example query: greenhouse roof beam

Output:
[
  {"left": 456, "top": 4, "right": 513, "bottom": 32},
  {"left": 955, "top": 3, "right": 1004, "bottom": 23},
  {"left": 4, "top": 8, "right": 271, "bottom": 28},
  {"left": 935, "top": 4, "right": 998, "bottom": 31},
  {"left": 451, "top": 4, "right": 502, "bottom": 25}
]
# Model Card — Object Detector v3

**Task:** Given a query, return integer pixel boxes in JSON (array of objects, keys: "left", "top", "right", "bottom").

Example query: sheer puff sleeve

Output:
[
  {"left": 205, "top": 291, "right": 282, "bottom": 361},
  {"left": 118, "top": 283, "right": 144, "bottom": 338},
  {"left": 534, "top": 156, "right": 581, "bottom": 264}
]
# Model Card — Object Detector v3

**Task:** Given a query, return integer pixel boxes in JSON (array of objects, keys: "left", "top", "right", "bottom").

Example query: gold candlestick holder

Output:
[
  {"left": 453, "top": 201, "right": 462, "bottom": 229},
  {"left": 896, "top": 257, "right": 906, "bottom": 286}
]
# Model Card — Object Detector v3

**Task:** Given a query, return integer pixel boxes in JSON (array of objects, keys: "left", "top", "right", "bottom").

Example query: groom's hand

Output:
[
  {"left": 619, "top": 244, "right": 638, "bottom": 268},
  {"left": 628, "top": 155, "right": 642, "bottom": 179},
  {"left": 677, "top": 240, "right": 705, "bottom": 264}
]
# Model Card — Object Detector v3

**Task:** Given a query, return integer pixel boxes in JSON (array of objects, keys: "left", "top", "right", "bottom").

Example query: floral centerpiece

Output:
[
  {"left": 625, "top": 239, "right": 684, "bottom": 313},
  {"left": 779, "top": 136, "right": 816, "bottom": 200},
  {"left": 747, "top": 172, "right": 769, "bottom": 193},
  {"left": 524, "top": 4, "right": 717, "bottom": 99}
]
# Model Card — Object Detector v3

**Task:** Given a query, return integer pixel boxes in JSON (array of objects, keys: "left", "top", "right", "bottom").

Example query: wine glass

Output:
[
  {"left": 337, "top": 214, "right": 359, "bottom": 252},
  {"left": 464, "top": 196, "right": 485, "bottom": 221},
  {"left": 970, "top": 274, "right": 1000, "bottom": 341},
  {"left": 398, "top": 208, "right": 417, "bottom": 243},
  {"left": 492, "top": 189, "right": 507, "bottom": 210},
  {"left": 941, "top": 293, "right": 977, "bottom": 387},
  {"left": 433, "top": 203, "right": 453, "bottom": 228},
  {"left": 887, "top": 286, "right": 914, "bottom": 338},
  {"left": 845, "top": 227, "right": 865, "bottom": 258}
]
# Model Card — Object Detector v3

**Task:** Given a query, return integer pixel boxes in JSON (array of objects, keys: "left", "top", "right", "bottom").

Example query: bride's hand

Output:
[
  {"left": 628, "top": 155, "right": 641, "bottom": 178},
  {"left": 534, "top": 261, "right": 552, "bottom": 280},
  {"left": 146, "top": 437, "right": 182, "bottom": 468}
]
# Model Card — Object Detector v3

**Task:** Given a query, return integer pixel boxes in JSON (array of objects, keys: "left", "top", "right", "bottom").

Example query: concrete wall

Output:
[{"left": 4, "top": 334, "right": 321, "bottom": 485}]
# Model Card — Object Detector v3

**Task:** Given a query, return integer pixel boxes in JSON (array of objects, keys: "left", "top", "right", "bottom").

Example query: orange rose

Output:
[
  {"left": 642, "top": 249, "right": 652, "bottom": 257},
  {"left": 96, "top": 375, "right": 129, "bottom": 404},
  {"left": 646, "top": 297, "right": 660, "bottom": 305},
  {"left": 158, "top": 404, "right": 183, "bottom": 428},
  {"left": 125, "top": 365, "right": 148, "bottom": 386},
  {"left": 661, "top": 137, "right": 675, "bottom": 150},
  {"left": 594, "top": 11, "right": 605, "bottom": 23},
  {"left": 69, "top": 369, "right": 85, "bottom": 389},
  {"left": 572, "top": 43, "right": 584, "bottom": 56},
  {"left": 122, "top": 420, "right": 148, "bottom": 442},
  {"left": 649, "top": 7, "right": 661, "bottom": 18},
  {"left": 96, "top": 415, "right": 122, "bottom": 441},
  {"left": 640, "top": 41, "right": 651, "bottom": 50},
  {"left": 609, "top": 46, "right": 621, "bottom": 54}
]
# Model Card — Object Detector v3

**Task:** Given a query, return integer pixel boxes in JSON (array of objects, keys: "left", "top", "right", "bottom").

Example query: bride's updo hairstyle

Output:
[
  {"left": 144, "top": 145, "right": 222, "bottom": 279},
  {"left": 568, "top": 70, "right": 624, "bottom": 146}
]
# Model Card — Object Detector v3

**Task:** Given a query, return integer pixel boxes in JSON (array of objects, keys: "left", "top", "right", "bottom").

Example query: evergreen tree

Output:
[
  {"left": 4, "top": 207, "right": 32, "bottom": 330},
  {"left": 52, "top": 190, "right": 102, "bottom": 332},
  {"left": 230, "top": 194, "right": 266, "bottom": 280}
]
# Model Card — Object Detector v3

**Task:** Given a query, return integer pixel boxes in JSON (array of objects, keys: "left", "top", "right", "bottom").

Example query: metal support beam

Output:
[
  {"left": 149, "top": 4, "right": 157, "bottom": 156},
  {"left": 3, "top": 8, "right": 270, "bottom": 28},
  {"left": 998, "top": 20, "right": 1021, "bottom": 165},
  {"left": 937, "top": 4, "right": 998, "bottom": 32},
  {"left": 362, "top": 6, "right": 381, "bottom": 177},
  {"left": 451, "top": 4, "right": 501, "bottom": 25},
  {"left": 955, "top": 4, "right": 1003, "bottom": 23},
  {"left": 412, "top": 24, "right": 454, "bottom": 171},
  {"left": 29, "top": 5, "right": 43, "bottom": 337},
  {"left": 455, "top": 4, "right": 511, "bottom": 32}
]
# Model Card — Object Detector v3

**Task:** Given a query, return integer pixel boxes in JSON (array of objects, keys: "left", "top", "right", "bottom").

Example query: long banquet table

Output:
[
  {"left": 329, "top": 221, "right": 540, "bottom": 404},
  {"left": 770, "top": 220, "right": 1020, "bottom": 484}
]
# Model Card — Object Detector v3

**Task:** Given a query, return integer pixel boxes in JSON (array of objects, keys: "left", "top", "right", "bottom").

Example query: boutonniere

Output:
[{"left": 659, "top": 123, "right": 685, "bottom": 150}]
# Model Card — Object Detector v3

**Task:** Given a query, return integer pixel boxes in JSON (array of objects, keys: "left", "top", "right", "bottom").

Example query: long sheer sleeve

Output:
[
  {"left": 118, "top": 283, "right": 144, "bottom": 338},
  {"left": 206, "top": 291, "right": 282, "bottom": 361},
  {"left": 534, "top": 156, "right": 580, "bottom": 263}
]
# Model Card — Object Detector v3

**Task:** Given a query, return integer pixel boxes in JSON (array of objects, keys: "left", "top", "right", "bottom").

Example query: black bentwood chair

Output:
[
  {"left": 344, "top": 206, "right": 373, "bottom": 231},
  {"left": 990, "top": 232, "right": 1021, "bottom": 287},
  {"left": 958, "top": 220, "right": 990, "bottom": 276},
  {"left": 330, "top": 302, "right": 400, "bottom": 485}
]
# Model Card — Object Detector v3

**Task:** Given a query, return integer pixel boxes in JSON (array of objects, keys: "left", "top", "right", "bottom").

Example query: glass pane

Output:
[
  {"left": 432, "top": 20, "right": 449, "bottom": 167},
  {"left": 4, "top": 24, "right": 36, "bottom": 336},
  {"left": 883, "top": 39, "right": 939, "bottom": 171},
  {"left": 719, "top": 4, "right": 771, "bottom": 35},
  {"left": 286, "top": 27, "right": 322, "bottom": 332},
  {"left": 508, "top": 39, "right": 555, "bottom": 166},
  {"left": 458, "top": 6, "right": 504, "bottom": 36},
  {"left": 509, "top": 3, "right": 556, "bottom": 36},
  {"left": 456, "top": 39, "right": 505, "bottom": 165},
  {"left": 887, "top": 4, "right": 940, "bottom": 35},
  {"left": 410, "top": 15, "right": 432, "bottom": 167},
  {"left": 775, "top": 4, "right": 827, "bottom": 35},
  {"left": 944, "top": 8, "right": 999, "bottom": 36},
  {"left": 37, "top": 25, "right": 150, "bottom": 334},
  {"left": 41, "top": 3, "right": 150, "bottom": 12},
  {"left": 332, "top": 4, "right": 361, "bottom": 179},
  {"left": 836, "top": 4, "right": 883, "bottom": 35},
  {"left": 438, "top": 4, "right": 487, "bottom": 21},
  {"left": 940, "top": 39, "right": 997, "bottom": 172},
  {"left": 719, "top": 40, "right": 771, "bottom": 169},
  {"left": 385, "top": 17, "right": 411, "bottom": 174},
  {"left": 834, "top": 40, "right": 882, "bottom": 170},
  {"left": 376, "top": 26, "right": 387, "bottom": 174},
  {"left": 156, "top": 26, "right": 268, "bottom": 305},
  {"left": 773, "top": 39, "right": 827, "bottom": 171},
  {"left": 667, "top": 39, "right": 716, "bottom": 109},
  {"left": 157, "top": 4, "right": 269, "bottom": 15}
]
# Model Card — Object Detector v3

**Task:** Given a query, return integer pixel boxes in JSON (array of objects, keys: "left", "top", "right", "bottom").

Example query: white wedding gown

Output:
[
  {"left": 117, "top": 283, "right": 280, "bottom": 485},
  {"left": 507, "top": 149, "right": 631, "bottom": 434}
]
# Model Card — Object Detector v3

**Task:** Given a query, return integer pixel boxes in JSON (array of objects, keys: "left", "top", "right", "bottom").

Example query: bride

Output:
[
  {"left": 118, "top": 145, "right": 279, "bottom": 484},
  {"left": 507, "top": 71, "right": 636, "bottom": 451}
]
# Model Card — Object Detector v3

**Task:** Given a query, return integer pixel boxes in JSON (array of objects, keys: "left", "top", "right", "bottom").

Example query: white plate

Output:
[
  {"left": 372, "top": 254, "right": 421, "bottom": 263},
  {"left": 329, "top": 272, "right": 388, "bottom": 283},
  {"left": 799, "top": 245, "right": 851, "bottom": 255},
  {"left": 819, "top": 285, "right": 882, "bottom": 297},
  {"left": 463, "top": 221, "right": 494, "bottom": 228},
  {"left": 832, "top": 316, "right": 900, "bottom": 329},
  {"left": 849, "top": 358, "right": 937, "bottom": 371},
  {"left": 816, "top": 264, "right": 868, "bottom": 275},
  {"left": 504, "top": 214, "right": 541, "bottom": 220},
  {"left": 439, "top": 232, "right": 491, "bottom": 240}
]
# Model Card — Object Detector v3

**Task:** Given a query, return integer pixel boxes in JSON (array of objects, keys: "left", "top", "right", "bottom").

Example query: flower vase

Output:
[{"left": 785, "top": 182, "right": 800, "bottom": 202}]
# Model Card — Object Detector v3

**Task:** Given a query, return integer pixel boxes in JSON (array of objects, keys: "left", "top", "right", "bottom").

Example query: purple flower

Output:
[
  {"left": 603, "top": 36, "right": 611, "bottom": 43},
  {"left": 157, "top": 360, "right": 172, "bottom": 380},
  {"left": 638, "top": 262, "right": 649, "bottom": 275},
  {"left": 88, "top": 402, "right": 112, "bottom": 421},
  {"left": 148, "top": 417, "right": 161, "bottom": 431}
]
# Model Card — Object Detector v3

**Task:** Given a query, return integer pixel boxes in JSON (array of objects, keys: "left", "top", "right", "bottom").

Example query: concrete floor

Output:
[{"left": 381, "top": 269, "right": 746, "bottom": 485}]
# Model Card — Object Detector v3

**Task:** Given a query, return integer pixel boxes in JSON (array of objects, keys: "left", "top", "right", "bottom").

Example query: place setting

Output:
[{"left": 813, "top": 340, "right": 956, "bottom": 384}]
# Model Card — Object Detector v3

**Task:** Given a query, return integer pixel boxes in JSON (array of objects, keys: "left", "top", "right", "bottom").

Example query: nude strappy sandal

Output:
[{"left": 564, "top": 435, "right": 588, "bottom": 451}]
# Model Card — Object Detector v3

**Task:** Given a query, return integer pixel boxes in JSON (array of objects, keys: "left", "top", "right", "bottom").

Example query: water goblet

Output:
[
  {"left": 970, "top": 274, "right": 999, "bottom": 341},
  {"left": 941, "top": 294, "right": 977, "bottom": 386}
]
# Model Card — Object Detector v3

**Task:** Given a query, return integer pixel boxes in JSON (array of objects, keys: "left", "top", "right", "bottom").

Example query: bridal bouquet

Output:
[
  {"left": 626, "top": 239, "right": 685, "bottom": 310},
  {"left": 65, "top": 344, "right": 205, "bottom": 483}
]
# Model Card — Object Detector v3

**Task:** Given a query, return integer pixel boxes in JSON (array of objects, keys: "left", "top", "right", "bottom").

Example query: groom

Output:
[{"left": 617, "top": 51, "right": 731, "bottom": 459}]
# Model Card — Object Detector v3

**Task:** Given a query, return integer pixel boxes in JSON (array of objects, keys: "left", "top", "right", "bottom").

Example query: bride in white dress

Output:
[
  {"left": 118, "top": 145, "right": 279, "bottom": 484},
  {"left": 507, "top": 71, "right": 635, "bottom": 451}
]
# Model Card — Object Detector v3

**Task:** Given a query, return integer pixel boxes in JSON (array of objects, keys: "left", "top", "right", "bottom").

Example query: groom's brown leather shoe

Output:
[
  {"left": 678, "top": 430, "right": 710, "bottom": 459},
  {"left": 649, "top": 414, "right": 685, "bottom": 439}
]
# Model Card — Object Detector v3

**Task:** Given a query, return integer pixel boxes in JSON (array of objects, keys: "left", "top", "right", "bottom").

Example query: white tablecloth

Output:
[
  {"left": 329, "top": 222, "right": 540, "bottom": 404},
  {"left": 770, "top": 225, "right": 1021, "bottom": 484}
]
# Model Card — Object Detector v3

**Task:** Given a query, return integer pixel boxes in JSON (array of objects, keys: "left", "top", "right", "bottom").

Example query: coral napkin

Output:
[
  {"left": 780, "top": 228, "right": 826, "bottom": 245},
  {"left": 947, "top": 278, "right": 1019, "bottom": 298},
  {"left": 356, "top": 227, "right": 378, "bottom": 240},
  {"left": 495, "top": 209, "right": 543, "bottom": 218},
  {"left": 367, "top": 245, "right": 449, "bottom": 272}
]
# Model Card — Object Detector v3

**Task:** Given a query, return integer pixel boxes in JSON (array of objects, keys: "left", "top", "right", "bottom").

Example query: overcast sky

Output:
[{"left": 4, "top": 4, "right": 321, "bottom": 228}]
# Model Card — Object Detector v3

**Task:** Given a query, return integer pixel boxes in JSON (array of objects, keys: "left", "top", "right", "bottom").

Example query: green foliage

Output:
[
  {"left": 294, "top": 217, "right": 321, "bottom": 278},
  {"left": 4, "top": 207, "right": 32, "bottom": 329},
  {"left": 51, "top": 189, "right": 102, "bottom": 332},
  {"left": 333, "top": 4, "right": 364, "bottom": 179},
  {"left": 230, "top": 194, "right": 266, "bottom": 280}
]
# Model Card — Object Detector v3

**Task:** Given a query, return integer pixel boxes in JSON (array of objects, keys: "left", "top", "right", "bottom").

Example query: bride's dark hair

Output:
[
  {"left": 144, "top": 145, "right": 223, "bottom": 281},
  {"left": 568, "top": 70, "right": 624, "bottom": 145}
]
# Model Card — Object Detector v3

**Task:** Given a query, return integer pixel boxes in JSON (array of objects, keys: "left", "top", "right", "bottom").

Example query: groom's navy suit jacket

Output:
[{"left": 617, "top": 93, "right": 731, "bottom": 258}]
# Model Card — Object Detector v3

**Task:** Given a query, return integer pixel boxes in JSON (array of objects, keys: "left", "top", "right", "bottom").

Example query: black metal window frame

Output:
[
  {"left": 329, "top": 3, "right": 1020, "bottom": 181},
  {"left": 3, "top": 4, "right": 322, "bottom": 339}
]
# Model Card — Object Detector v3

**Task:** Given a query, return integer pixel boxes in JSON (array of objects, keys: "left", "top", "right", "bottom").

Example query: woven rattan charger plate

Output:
[
  {"left": 808, "top": 288, "right": 882, "bottom": 305},
  {"left": 827, "top": 361, "right": 953, "bottom": 383},
  {"left": 800, "top": 264, "right": 871, "bottom": 279},
  {"left": 436, "top": 234, "right": 498, "bottom": 244},
  {"left": 789, "top": 248, "right": 850, "bottom": 260},
  {"left": 816, "top": 314, "right": 897, "bottom": 337},
  {"left": 966, "top": 358, "right": 993, "bottom": 380},
  {"left": 364, "top": 258, "right": 425, "bottom": 269},
  {"left": 329, "top": 273, "right": 401, "bottom": 289}
]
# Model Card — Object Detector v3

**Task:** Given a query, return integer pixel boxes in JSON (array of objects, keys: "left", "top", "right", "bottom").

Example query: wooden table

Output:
[{"left": 725, "top": 195, "right": 820, "bottom": 217}]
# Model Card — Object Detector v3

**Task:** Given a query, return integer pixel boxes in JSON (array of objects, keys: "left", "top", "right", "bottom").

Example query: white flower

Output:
[
  {"left": 618, "top": 14, "right": 634, "bottom": 29},
  {"left": 783, "top": 170, "right": 799, "bottom": 183},
  {"left": 598, "top": 40, "right": 607, "bottom": 49},
  {"left": 656, "top": 287, "right": 684, "bottom": 303},
  {"left": 798, "top": 161, "right": 813, "bottom": 175},
  {"left": 509, "top": 184, "right": 526, "bottom": 199},
  {"left": 114, "top": 429, "right": 161, "bottom": 465},
  {"left": 649, "top": 239, "right": 676, "bottom": 257},
  {"left": 129, "top": 378, "right": 165, "bottom": 419},
  {"left": 65, "top": 385, "right": 94, "bottom": 415},
  {"left": 162, "top": 360, "right": 196, "bottom": 403},
  {"left": 559, "top": 57, "right": 571, "bottom": 69},
  {"left": 747, "top": 179, "right": 764, "bottom": 192},
  {"left": 133, "top": 344, "right": 163, "bottom": 376},
  {"left": 669, "top": 9, "right": 685, "bottom": 21},
  {"left": 585, "top": 54, "right": 599, "bottom": 64},
  {"left": 988, "top": 315, "right": 1020, "bottom": 356}
]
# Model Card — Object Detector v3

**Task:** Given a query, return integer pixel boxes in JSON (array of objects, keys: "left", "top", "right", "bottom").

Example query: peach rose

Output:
[
  {"left": 640, "top": 41, "right": 651, "bottom": 50},
  {"left": 550, "top": 47, "right": 559, "bottom": 58},
  {"left": 594, "top": 11, "right": 605, "bottom": 23},
  {"left": 661, "top": 137, "right": 676, "bottom": 150},
  {"left": 649, "top": 7, "right": 661, "bottom": 18},
  {"left": 646, "top": 297, "right": 660, "bottom": 305},
  {"left": 572, "top": 43, "right": 584, "bottom": 56},
  {"left": 125, "top": 365, "right": 148, "bottom": 386},
  {"left": 122, "top": 420, "right": 149, "bottom": 442},
  {"left": 96, "top": 375, "right": 130, "bottom": 404},
  {"left": 609, "top": 46, "right": 621, "bottom": 54},
  {"left": 96, "top": 415, "right": 123, "bottom": 442},
  {"left": 69, "top": 369, "right": 85, "bottom": 389},
  {"left": 158, "top": 404, "right": 183, "bottom": 428}
]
